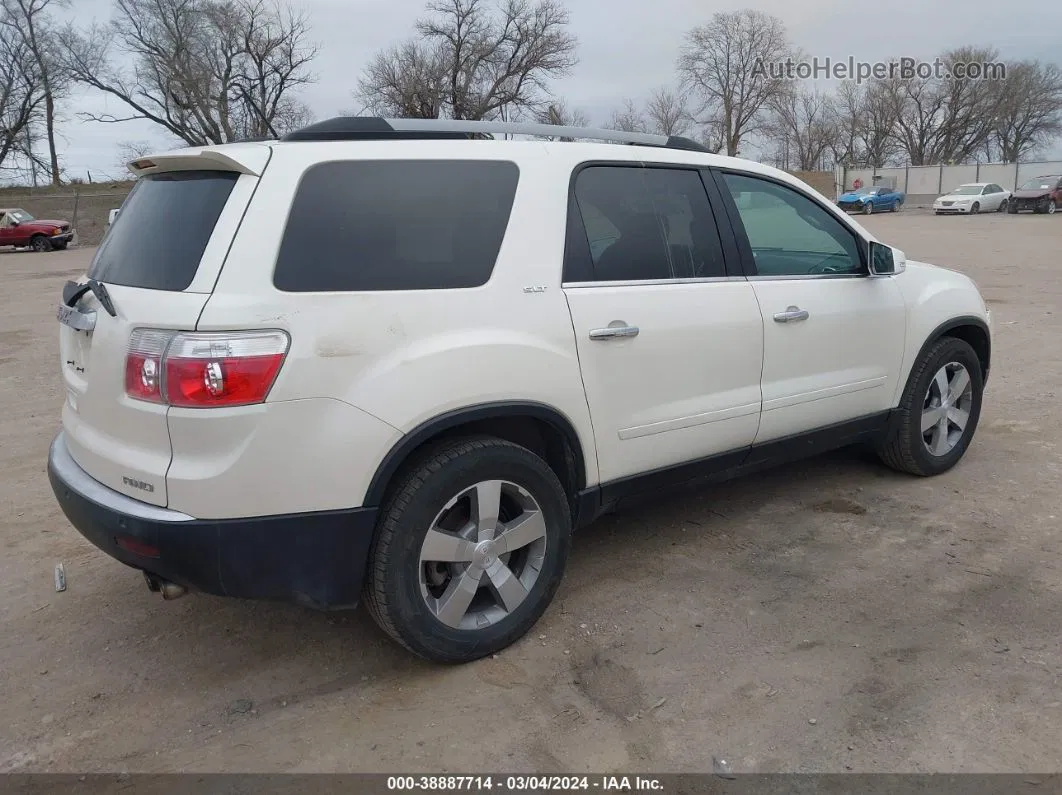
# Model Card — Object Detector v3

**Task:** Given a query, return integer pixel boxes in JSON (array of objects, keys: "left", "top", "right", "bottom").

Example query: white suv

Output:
[{"left": 48, "top": 118, "right": 991, "bottom": 663}]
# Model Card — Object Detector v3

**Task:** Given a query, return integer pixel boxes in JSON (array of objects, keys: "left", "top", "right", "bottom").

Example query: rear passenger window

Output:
[
  {"left": 567, "top": 166, "right": 725, "bottom": 283},
  {"left": 273, "top": 160, "right": 519, "bottom": 292}
]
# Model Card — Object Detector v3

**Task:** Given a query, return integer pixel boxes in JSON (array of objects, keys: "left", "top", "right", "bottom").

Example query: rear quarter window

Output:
[
  {"left": 89, "top": 171, "right": 239, "bottom": 291},
  {"left": 273, "top": 160, "right": 519, "bottom": 292}
]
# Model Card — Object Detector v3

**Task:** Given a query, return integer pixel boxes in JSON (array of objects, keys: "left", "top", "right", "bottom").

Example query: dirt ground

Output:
[{"left": 2, "top": 211, "right": 1061, "bottom": 774}]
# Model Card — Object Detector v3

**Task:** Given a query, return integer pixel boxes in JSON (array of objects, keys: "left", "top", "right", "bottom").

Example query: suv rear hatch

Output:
[{"left": 58, "top": 147, "right": 268, "bottom": 507}]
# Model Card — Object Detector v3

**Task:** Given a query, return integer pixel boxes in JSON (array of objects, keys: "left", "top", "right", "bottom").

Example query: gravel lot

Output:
[{"left": 2, "top": 210, "right": 1061, "bottom": 774}]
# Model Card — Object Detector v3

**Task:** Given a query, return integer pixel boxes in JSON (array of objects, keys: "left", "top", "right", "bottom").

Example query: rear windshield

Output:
[
  {"left": 273, "top": 160, "right": 519, "bottom": 292},
  {"left": 89, "top": 170, "right": 238, "bottom": 291}
]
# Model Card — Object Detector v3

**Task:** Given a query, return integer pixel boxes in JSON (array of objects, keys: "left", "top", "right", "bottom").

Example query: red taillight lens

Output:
[
  {"left": 125, "top": 329, "right": 174, "bottom": 403},
  {"left": 163, "top": 331, "right": 289, "bottom": 408},
  {"left": 125, "top": 329, "right": 289, "bottom": 408}
]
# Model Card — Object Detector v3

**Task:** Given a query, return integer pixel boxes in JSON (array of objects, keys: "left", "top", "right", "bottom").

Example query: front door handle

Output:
[
  {"left": 589, "top": 323, "right": 640, "bottom": 340},
  {"left": 773, "top": 306, "right": 810, "bottom": 323}
]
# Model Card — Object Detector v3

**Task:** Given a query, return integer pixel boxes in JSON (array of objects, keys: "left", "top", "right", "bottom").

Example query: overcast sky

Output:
[{"left": 63, "top": 0, "right": 1062, "bottom": 180}]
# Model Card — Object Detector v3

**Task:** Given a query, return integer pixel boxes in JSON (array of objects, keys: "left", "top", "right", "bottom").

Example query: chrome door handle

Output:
[
  {"left": 589, "top": 323, "right": 640, "bottom": 340},
  {"left": 773, "top": 306, "right": 809, "bottom": 323}
]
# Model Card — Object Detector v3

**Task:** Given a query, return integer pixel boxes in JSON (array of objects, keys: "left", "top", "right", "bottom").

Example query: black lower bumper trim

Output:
[{"left": 47, "top": 434, "right": 377, "bottom": 609}]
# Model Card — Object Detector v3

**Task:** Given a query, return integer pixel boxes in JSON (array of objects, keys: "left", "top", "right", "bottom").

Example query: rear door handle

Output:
[
  {"left": 773, "top": 306, "right": 810, "bottom": 323},
  {"left": 589, "top": 323, "right": 640, "bottom": 340}
]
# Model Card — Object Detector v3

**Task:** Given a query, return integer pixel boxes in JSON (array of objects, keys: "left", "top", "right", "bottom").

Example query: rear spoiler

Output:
[{"left": 127, "top": 144, "right": 271, "bottom": 178}]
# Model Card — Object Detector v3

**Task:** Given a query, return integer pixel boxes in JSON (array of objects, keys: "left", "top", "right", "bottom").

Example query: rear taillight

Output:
[
  {"left": 125, "top": 329, "right": 172, "bottom": 403},
  {"left": 124, "top": 329, "right": 289, "bottom": 408}
]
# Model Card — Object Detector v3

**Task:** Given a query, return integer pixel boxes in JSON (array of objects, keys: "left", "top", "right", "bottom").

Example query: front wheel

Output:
[
  {"left": 997, "top": 199, "right": 1008, "bottom": 213},
  {"left": 863, "top": 202, "right": 873, "bottom": 215},
  {"left": 364, "top": 436, "right": 572, "bottom": 663},
  {"left": 1049, "top": 200, "right": 1058, "bottom": 215},
  {"left": 877, "top": 337, "right": 983, "bottom": 477},
  {"left": 970, "top": 202, "right": 980, "bottom": 214},
  {"left": 30, "top": 235, "right": 52, "bottom": 252}
]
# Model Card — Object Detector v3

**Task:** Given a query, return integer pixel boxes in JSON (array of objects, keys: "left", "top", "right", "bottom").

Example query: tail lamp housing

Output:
[{"left": 125, "top": 329, "right": 289, "bottom": 408}]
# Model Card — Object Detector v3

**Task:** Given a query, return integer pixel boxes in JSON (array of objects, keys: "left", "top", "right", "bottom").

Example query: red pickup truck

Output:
[{"left": 0, "top": 208, "right": 73, "bottom": 251}]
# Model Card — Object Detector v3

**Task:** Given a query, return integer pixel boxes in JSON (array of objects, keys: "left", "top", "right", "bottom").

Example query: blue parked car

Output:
[{"left": 837, "top": 185, "right": 905, "bottom": 215}]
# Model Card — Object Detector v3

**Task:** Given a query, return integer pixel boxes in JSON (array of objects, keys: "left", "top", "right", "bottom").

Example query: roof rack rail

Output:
[{"left": 280, "top": 116, "right": 711, "bottom": 153}]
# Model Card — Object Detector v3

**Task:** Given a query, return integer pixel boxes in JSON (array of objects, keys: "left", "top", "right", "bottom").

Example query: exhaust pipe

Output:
[
  {"left": 160, "top": 581, "right": 188, "bottom": 600},
  {"left": 144, "top": 572, "right": 188, "bottom": 600}
]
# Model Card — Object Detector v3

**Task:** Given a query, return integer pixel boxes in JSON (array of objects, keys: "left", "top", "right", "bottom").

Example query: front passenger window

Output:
[{"left": 722, "top": 172, "right": 864, "bottom": 277}]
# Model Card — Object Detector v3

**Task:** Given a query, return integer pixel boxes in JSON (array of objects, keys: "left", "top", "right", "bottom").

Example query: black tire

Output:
[
  {"left": 970, "top": 202, "right": 980, "bottom": 214},
  {"left": 862, "top": 202, "right": 873, "bottom": 215},
  {"left": 364, "top": 436, "right": 572, "bottom": 663},
  {"left": 997, "top": 199, "right": 1008, "bottom": 213},
  {"left": 1049, "top": 200, "right": 1058, "bottom": 215},
  {"left": 30, "top": 235, "right": 52, "bottom": 252},
  {"left": 877, "top": 337, "right": 984, "bottom": 477}
]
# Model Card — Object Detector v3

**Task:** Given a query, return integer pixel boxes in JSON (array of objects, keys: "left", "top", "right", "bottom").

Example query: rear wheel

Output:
[
  {"left": 30, "top": 235, "right": 51, "bottom": 252},
  {"left": 890, "top": 201, "right": 899, "bottom": 212},
  {"left": 877, "top": 337, "right": 983, "bottom": 477},
  {"left": 364, "top": 436, "right": 572, "bottom": 663}
]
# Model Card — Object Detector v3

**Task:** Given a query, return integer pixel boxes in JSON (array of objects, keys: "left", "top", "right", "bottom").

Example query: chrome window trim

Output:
[{"left": 562, "top": 275, "right": 745, "bottom": 288}]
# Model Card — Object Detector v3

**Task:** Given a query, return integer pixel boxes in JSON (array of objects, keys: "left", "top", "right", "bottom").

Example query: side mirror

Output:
[
  {"left": 10, "top": 221, "right": 18, "bottom": 227},
  {"left": 869, "top": 241, "right": 906, "bottom": 276}
]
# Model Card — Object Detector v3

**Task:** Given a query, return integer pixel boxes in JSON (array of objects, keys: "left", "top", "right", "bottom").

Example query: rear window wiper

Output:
[{"left": 62, "top": 279, "right": 117, "bottom": 317}]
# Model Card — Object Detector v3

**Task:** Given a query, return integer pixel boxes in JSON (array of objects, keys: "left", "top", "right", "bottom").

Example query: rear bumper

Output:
[{"left": 47, "top": 432, "right": 377, "bottom": 609}]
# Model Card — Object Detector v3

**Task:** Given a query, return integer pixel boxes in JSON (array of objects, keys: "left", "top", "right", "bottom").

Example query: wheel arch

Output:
[
  {"left": 913, "top": 316, "right": 991, "bottom": 384},
  {"left": 364, "top": 401, "right": 591, "bottom": 521}
]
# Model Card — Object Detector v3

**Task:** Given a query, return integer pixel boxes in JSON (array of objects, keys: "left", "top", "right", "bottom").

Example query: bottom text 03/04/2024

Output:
[{"left": 385, "top": 775, "right": 665, "bottom": 792}]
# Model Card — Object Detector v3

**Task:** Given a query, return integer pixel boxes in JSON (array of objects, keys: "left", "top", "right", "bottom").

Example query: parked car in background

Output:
[
  {"left": 1007, "top": 175, "right": 1062, "bottom": 214},
  {"left": 47, "top": 117, "right": 992, "bottom": 663},
  {"left": 0, "top": 208, "right": 72, "bottom": 251},
  {"left": 836, "top": 185, "right": 905, "bottom": 214},
  {"left": 933, "top": 183, "right": 1011, "bottom": 215}
]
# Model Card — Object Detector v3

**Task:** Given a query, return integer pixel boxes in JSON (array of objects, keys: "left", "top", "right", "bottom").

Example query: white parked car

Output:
[
  {"left": 48, "top": 118, "right": 992, "bottom": 662},
  {"left": 933, "top": 182, "right": 1011, "bottom": 214}
]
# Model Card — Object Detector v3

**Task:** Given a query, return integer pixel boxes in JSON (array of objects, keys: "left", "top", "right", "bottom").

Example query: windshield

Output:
[
  {"left": 853, "top": 187, "right": 881, "bottom": 195},
  {"left": 8, "top": 209, "right": 34, "bottom": 222},
  {"left": 950, "top": 186, "right": 983, "bottom": 196},
  {"left": 1019, "top": 178, "right": 1058, "bottom": 191}
]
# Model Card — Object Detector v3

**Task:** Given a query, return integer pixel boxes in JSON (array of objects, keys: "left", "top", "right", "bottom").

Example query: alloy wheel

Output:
[
  {"left": 418, "top": 480, "right": 547, "bottom": 630},
  {"left": 921, "top": 362, "right": 974, "bottom": 456}
]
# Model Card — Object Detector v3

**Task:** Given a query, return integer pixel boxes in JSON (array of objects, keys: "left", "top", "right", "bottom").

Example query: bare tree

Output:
[
  {"left": 58, "top": 0, "right": 317, "bottom": 146},
  {"left": 886, "top": 46, "right": 1004, "bottom": 165},
  {"left": 608, "top": 98, "right": 646, "bottom": 133},
  {"left": 830, "top": 79, "right": 900, "bottom": 168},
  {"left": 644, "top": 86, "right": 692, "bottom": 136},
  {"left": 0, "top": 19, "right": 45, "bottom": 174},
  {"left": 0, "top": 0, "right": 68, "bottom": 184},
  {"left": 358, "top": 0, "right": 577, "bottom": 121},
  {"left": 677, "top": 9, "right": 791, "bottom": 156},
  {"left": 766, "top": 87, "right": 837, "bottom": 171},
  {"left": 992, "top": 60, "right": 1062, "bottom": 162},
  {"left": 358, "top": 40, "right": 447, "bottom": 118}
]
